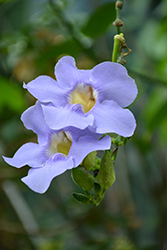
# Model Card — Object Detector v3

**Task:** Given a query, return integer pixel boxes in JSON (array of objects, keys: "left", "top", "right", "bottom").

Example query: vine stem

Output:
[
  {"left": 112, "top": 33, "right": 125, "bottom": 62},
  {"left": 112, "top": 1, "right": 124, "bottom": 62},
  {"left": 113, "top": 0, "right": 124, "bottom": 34}
]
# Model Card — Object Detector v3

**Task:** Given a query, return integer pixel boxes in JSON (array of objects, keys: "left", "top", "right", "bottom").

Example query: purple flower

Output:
[
  {"left": 24, "top": 56, "right": 137, "bottom": 137},
  {"left": 3, "top": 102, "right": 111, "bottom": 193}
]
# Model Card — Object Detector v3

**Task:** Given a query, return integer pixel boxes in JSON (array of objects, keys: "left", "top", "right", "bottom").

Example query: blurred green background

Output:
[{"left": 0, "top": 0, "right": 167, "bottom": 249}]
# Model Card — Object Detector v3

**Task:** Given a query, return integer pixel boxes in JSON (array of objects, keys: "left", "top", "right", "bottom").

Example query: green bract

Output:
[
  {"left": 96, "top": 150, "right": 116, "bottom": 191},
  {"left": 82, "top": 151, "right": 97, "bottom": 171},
  {"left": 71, "top": 166, "right": 95, "bottom": 191}
]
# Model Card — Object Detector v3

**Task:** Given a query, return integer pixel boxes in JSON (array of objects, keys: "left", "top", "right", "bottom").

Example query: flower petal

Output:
[
  {"left": 21, "top": 102, "right": 51, "bottom": 145},
  {"left": 69, "top": 135, "right": 111, "bottom": 167},
  {"left": 42, "top": 104, "right": 94, "bottom": 130},
  {"left": 3, "top": 143, "right": 47, "bottom": 168},
  {"left": 68, "top": 127, "right": 102, "bottom": 141},
  {"left": 23, "top": 76, "right": 67, "bottom": 107},
  {"left": 91, "top": 62, "right": 138, "bottom": 107},
  {"left": 21, "top": 155, "right": 74, "bottom": 193},
  {"left": 89, "top": 100, "right": 136, "bottom": 137},
  {"left": 55, "top": 56, "right": 92, "bottom": 89}
]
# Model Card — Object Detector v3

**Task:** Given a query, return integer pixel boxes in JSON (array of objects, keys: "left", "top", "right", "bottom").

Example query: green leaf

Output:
[
  {"left": 96, "top": 150, "right": 116, "bottom": 191},
  {"left": 72, "top": 193, "right": 90, "bottom": 205},
  {"left": 82, "top": 151, "right": 97, "bottom": 171},
  {"left": 71, "top": 166, "right": 95, "bottom": 191},
  {"left": 82, "top": 3, "right": 115, "bottom": 38},
  {"left": 0, "top": 77, "right": 26, "bottom": 114}
]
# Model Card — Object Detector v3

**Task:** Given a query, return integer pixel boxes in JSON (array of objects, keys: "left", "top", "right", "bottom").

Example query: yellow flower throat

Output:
[
  {"left": 48, "top": 131, "right": 72, "bottom": 157},
  {"left": 69, "top": 84, "right": 97, "bottom": 113}
]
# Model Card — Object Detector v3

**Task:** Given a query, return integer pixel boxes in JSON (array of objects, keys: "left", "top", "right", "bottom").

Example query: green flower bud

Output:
[
  {"left": 82, "top": 151, "right": 97, "bottom": 171},
  {"left": 94, "top": 156, "right": 101, "bottom": 169},
  {"left": 71, "top": 166, "right": 95, "bottom": 191},
  {"left": 96, "top": 150, "right": 116, "bottom": 191}
]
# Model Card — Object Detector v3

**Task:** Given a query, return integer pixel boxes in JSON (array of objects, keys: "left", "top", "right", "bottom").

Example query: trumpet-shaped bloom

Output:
[
  {"left": 24, "top": 56, "right": 138, "bottom": 137},
  {"left": 3, "top": 102, "right": 111, "bottom": 193}
]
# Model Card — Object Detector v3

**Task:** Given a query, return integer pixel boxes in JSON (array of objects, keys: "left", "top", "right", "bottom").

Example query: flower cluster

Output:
[{"left": 3, "top": 56, "right": 137, "bottom": 194}]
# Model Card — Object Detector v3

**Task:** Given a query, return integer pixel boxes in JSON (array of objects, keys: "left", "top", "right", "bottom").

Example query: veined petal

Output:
[
  {"left": 23, "top": 76, "right": 67, "bottom": 107},
  {"left": 91, "top": 62, "right": 137, "bottom": 107},
  {"left": 3, "top": 143, "right": 47, "bottom": 168},
  {"left": 42, "top": 104, "right": 94, "bottom": 130},
  {"left": 55, "top": 56, "right": 92, "bottom": 89},
  {"left": 21, "top": 155, "right": 74, "bottom": 193},
  {"left": 21, "top": 102, "right": 51, "bottom": 145},
  {"left": 69, "top": 135, "right": 111, "bottom": 167},
  {"left": 89, "top": 100, "right": 136, "bottom": 137}
]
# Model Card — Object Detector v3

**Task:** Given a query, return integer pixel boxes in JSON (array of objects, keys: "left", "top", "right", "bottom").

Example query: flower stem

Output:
[
  {"left": 113, "top": 1, "right": 124, "bottom": 34},
  {"left": 112, "top": 33, "right": 125, "bottom": 62}
]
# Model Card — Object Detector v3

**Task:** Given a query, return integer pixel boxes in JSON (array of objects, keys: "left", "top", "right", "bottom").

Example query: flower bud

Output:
[
  {"left": 113, "top": 19, "right": 124, "bottom": 27},
  {"left": 82, "top": 151, "right": 97, "bottom": 171},
  {"left": 96, "top": 151, "right": 116, "bottom": 191},
  {"left": 116, "top": 1, "right": 123, "bottom": 9},
  {"left": 71, "top": 166, "right": 95, "bottom": 191}
]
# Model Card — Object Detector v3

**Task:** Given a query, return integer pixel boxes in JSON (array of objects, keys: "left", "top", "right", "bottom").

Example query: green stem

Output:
[
  {"left": 112, "top": 36, "right": 120, "bottom": 62},
  {"left": 116, "top": 7, "right": 121, "bottom": 34},
  {"left": 112, "top": 33, "right": 125, "bottom": 62},
  {"left": 114, "top": 0, "right": 124, "bottom": 34},
  {"left": 116, "top": 25, "right": 120, "bottom": 35}
]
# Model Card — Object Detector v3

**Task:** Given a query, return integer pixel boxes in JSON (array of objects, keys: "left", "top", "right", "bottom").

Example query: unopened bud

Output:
[
  {"left": 96, "top": 151, "right": 116, "bottom": 191},
  {"left": 114, "top": 33, "right": 125, "bottom": 43},
  {"left": 116, "top": 1, "right": 123, "bottom": 9},
  {"left": 82, "top": 151, "right": 97, "bottom": 171},
  {"left": 113, "top": 19, "right": 124, "bottom": 27},
  {"left": 71, "top": 166, "right": 95, "bottom": 191}
]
